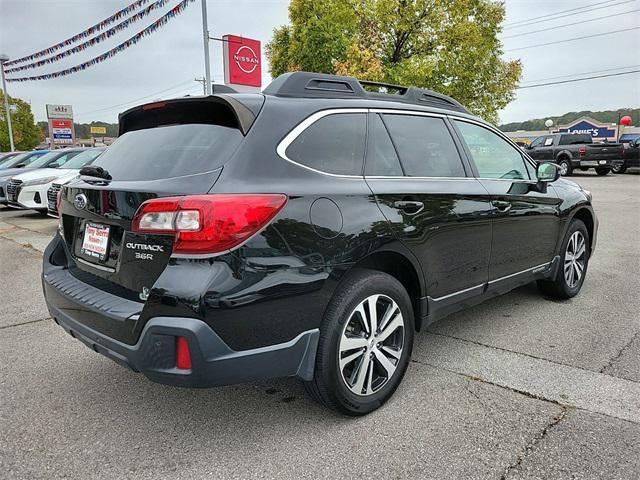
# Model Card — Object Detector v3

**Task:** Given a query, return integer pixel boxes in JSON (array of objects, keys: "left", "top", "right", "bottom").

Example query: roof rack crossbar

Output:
[{"left": 264, "top": 72, "right": 469, "bottom": 113}]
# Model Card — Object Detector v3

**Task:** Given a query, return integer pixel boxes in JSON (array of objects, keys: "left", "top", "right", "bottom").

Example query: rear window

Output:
[
  {"left": 91, "top": 124, "right": 243, "bottom": 181},
  {"left": 285, "top": 113, "right": 366, "bottom": 175},
  {"left": 559, "top": 134, "right": 592, "bottom": 145},
  {"left": 381, "top": 114, "right": 465, "bottom": 177}
]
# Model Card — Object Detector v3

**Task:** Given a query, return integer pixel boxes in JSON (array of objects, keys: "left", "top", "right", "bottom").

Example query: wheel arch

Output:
[
  {"left": 570, "top": 207, "right": 595, "bottom": 255},
  {"left": 349, "top": 249, "right": 426, "bottom": 331},
  {"left": 556, "top": 150, "right": 573, "bottom": 162}
]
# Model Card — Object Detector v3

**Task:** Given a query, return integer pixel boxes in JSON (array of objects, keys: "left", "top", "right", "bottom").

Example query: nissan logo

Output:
[{"left": 74, "top": 193, "right": 88, "bottom": 210}]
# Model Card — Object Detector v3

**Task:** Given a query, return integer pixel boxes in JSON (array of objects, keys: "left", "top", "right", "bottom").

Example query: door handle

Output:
[
  {"left": 394, "top": 200, "right": 424, "bottom": 215},
  {"left": 492, "top": 200, "right": 512, "bottom": 213}
]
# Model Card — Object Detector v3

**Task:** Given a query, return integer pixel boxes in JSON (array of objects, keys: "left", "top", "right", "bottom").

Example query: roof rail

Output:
[{"left": 263, "top": 72, "right": 469, "bottom": 114}]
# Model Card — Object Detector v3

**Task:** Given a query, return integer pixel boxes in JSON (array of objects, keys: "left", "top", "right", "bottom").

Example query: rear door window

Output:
[
  {"left": 91, "top": 124, "right": 243, "bottom": 181},
  {"left": 381, "top": 114, "right": 466, "bottom": 177},
  {"left": 285, "top": 113, "right": 366, "bottom": 175},
  {"left": 365, "top": 114, "right": 403, "bottom": 176}
]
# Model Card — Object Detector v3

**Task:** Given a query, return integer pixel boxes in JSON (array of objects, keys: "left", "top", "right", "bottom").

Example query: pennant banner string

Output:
[
  {"left": 4, "top": 0, "right": 171, "bottom": 73},
  {"left": 7, "top": 0, "right": 195, "bottom": 83},
  {"left": 5, "top": 0, "right": 152, "bottom": 66}
]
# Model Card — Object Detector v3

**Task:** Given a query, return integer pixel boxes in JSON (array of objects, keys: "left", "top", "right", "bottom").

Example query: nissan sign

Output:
[{"left": 223, "top": 34, "right": 262, "bottom": 92}]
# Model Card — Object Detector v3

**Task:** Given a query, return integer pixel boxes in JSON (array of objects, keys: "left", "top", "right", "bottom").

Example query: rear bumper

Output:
[
  {"left": 43, "top": 238, "right": 319, "bottom": 388},
  {"left": 576, "top": 158, "right": 623, "bottom": 168},
  {"left": 49, "top": 304, "right": 319, "bottom": 387}
]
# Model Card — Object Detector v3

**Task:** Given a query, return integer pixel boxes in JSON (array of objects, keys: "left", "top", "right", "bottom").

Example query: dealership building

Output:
[{"left": 504, "top": 116, "right": 640, "bottom": 145}]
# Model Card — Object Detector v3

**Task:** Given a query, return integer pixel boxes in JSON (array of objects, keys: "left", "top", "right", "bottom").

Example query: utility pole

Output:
[
  {"left": 0, "top": 54, "right": 15, "bottom": 151},
  {"left": 194, "top": 77, "right": 207, "bottom": 95},
  {"left": 200, "top": 0, "right": 212, "bottom": 95}
]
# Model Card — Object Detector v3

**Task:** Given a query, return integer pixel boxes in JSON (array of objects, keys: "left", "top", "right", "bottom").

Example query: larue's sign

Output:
[
  {"left": 46, "top": 104, "right": 75, "bottom": 145},
  {"left": 558, "top": 117, "right": 617, "bottom": 139},
  {"left": 223, "top": 34, "right": 261, "bottom": 92}
]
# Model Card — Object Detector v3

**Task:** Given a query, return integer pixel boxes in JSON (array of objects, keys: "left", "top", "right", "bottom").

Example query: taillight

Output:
[
  {"left": 578, "top": 147, "right": 586, "bottom": 156},
  {"left": 175, "top": 336, "right": 191, "bottom": 370},
  {"left": 132, "top": 194, "right": 288, "bottom": 255}
]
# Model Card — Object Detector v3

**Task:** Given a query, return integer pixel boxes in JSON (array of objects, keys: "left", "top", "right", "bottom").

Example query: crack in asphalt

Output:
[
  {"left": 0, "top": 317, "right": 51, "bottom": 330},
  {"left": 500, "top": 407, "right": 571, "bottom": 480},
  {"left": 426, "top": 330, "right": 606, "bottom": 377},
  {"left": 0, "top": 231, "right": 46, "bottom": 255},
  {"left": 599, "top": 330, "right": 639, "bottom": 373}
]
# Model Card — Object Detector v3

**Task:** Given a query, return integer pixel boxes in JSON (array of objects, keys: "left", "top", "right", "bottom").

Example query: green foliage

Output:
[
  {"left": 0, "top": 89, "right": 43, "bottom": 152},
  {"left": 499, "top": 108, "right": 640, "bottom": 132},
  {"left": 37, "top": 121, "right": 119, "bottom": 139},
  {"left": 266, "top": 0, "right": 521, "bottom": 123}
]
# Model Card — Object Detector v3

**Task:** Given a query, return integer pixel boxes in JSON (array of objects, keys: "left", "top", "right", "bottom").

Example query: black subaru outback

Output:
[{"left": 43, "top": 72, "right": 597, "bottom": 415}]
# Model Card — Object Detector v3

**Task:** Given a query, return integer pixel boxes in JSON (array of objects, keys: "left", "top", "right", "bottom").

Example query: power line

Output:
[
  {"left": 502, "top": 8, "right": 640, "bottom": 39},
  {"left": 505, "top": 26, "right": 640, "bottom": 52},
  {"left": 74, "top": 79, "right": 194, "bottom": 117},
  {"left": 503, "top": 0, "right": 633, "bottom": 29},
  {"left": 521, "top": 64, "right": 640, "bottom": 84},
  {"left": 517, "top": 69, "right": 640, "bottom": 89}
]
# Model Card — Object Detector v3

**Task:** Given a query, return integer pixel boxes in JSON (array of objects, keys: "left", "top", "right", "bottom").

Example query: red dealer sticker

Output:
[{"left": 223, "top": 35, "right": 262, "bottom": 88}]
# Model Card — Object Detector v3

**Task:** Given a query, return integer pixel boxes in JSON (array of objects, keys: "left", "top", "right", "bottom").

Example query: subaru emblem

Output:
[{"left": 74, "top": 193, "right": 87, "bottom": 210}]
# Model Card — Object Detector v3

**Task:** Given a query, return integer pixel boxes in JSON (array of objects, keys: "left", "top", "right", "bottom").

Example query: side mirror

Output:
[
  {"left": 525, "top": 143, "right": 533, "bottom": 149},
  {"left": 536, "top": 162, "right": 560, "bottom": 183},
  {"left": 15, "top": 163, "right": 26, "bottom": 168},
  {"left": 49, "top": 162, "right": 60, "bottom": 168}
]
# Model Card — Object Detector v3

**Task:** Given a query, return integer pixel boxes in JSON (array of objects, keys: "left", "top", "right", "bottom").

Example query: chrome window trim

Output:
[
  {"left": 276, "top": 108, "right": 368, "bottom": 178},
  {"left": 274, "top": 106, "right": 539, "bottom": 180}
]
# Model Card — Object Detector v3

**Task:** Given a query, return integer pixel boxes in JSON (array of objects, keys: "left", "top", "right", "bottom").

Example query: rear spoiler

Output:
[{"left": 118, "top": 94, "right": 264, "bottom": 136}]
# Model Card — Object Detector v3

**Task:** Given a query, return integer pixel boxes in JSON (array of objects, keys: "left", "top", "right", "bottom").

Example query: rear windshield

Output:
[
  {"left": 91, "top": 124, "right": 243, "bottom": 180},
  {"left": 559, "top": 134, "right": 592, "bottom": 145}
]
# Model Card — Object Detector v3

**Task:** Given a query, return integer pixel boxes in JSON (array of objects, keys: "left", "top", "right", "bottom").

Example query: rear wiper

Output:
[{"left": 79, "top": 165, "right": 112, "bottom": 180}]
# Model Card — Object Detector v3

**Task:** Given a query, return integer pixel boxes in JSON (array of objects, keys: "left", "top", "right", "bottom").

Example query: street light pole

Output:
[
  {"left": 200, "top": 0, "right": 212, "bottom": 95},
  {"left": 0, "top": 54, "right": 15, "bottom": 151}
]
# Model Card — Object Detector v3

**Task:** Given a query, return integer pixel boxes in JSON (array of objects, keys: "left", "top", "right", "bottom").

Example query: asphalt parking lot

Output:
[{"left": 0, "top": 172, "right": 639, "bottom": 479}]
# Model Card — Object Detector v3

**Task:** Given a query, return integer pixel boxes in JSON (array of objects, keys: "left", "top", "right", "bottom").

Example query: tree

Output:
[
  {"left": 266, "top": 0, "right": 521, "bottom": 123},
  {"left": 0, "top": 89, "right": 42, "bottom": 151}
]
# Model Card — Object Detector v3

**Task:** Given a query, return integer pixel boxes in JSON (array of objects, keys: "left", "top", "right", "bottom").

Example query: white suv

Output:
[{"left": 7, "top": 148, "right": 105, "bottom": 213}]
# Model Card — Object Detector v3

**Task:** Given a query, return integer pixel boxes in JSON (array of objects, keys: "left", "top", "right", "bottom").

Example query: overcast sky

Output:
[{"left": 0, "top": 0, "right": 638, "bottom": 125}]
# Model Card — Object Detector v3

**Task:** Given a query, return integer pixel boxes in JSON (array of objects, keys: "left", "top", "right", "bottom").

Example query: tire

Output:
[
  {"left": 305, "top": 269, "right": 414, "bottom": 415},
  {"left": 595, "top": 167, "right": 610, "bottom": 176},
  {"left": 611, "top": 164, "right": 627, "bottom": 174},
  {"left": 557, "top": 158, "right": 573, "bottom": 176},
  {"left": 537, "top": 219, "right": 589, "bottom": 299}
]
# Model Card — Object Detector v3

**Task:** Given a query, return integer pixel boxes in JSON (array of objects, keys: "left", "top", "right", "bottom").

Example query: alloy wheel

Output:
[
  {"left": 338, "top": 294, "right": 404, "bottom": 396},
  {"left": 559, "top": 162, "right": 569, "bottom": 176},
  {"left": 564, "top": 231, "right": 586, "bottom": 288}
]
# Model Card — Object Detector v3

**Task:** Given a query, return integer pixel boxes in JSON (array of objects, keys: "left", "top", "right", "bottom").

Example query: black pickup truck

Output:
[{"left": 525, "top": 133, "right": 623, "bottom": 176}]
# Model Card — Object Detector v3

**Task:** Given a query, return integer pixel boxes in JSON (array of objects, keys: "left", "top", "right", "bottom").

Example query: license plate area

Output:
[
  {"left": 81, "top": 223, "right": 110, "bottom": 261},
  {"left": 581, "top": 160, "right": 598, "bottom": 166}
]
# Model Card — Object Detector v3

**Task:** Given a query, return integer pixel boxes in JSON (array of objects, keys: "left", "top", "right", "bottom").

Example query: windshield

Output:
[
  {"left": 1, "top": 152, "right": 44, "bottom": 168},
  {"left": 26, "top": 151, "right": 73, "bottom": 168},
  {"left": 63, "top": 149, "right": 104, "bottom": 169},
  {"left": 0, "top": 154, "right": 19, "bottom": 168},
  {"left": 92, "top": 124, "right": 243, "bottom": 181}
]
